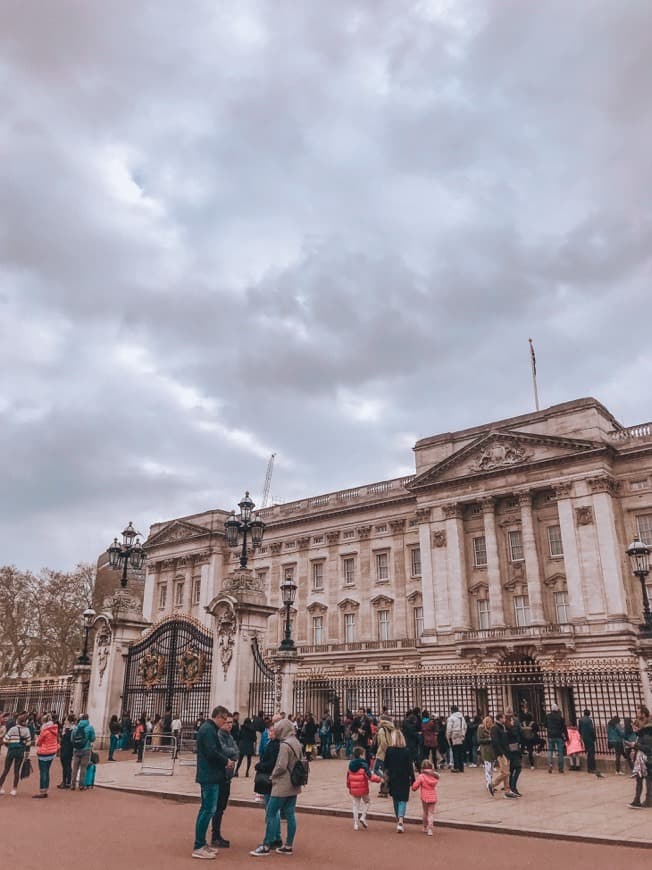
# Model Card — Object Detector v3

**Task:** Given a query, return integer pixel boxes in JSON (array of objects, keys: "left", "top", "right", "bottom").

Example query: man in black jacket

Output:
[
  {"left": 192, "top": 706, "right": 233, "bottom": 860},
  {"left": 545, "top": 704, "right": 568, "bottom": 773},
  {"left": 490, "top": 713, "right": 516, "bottom": 799},
  {"left": 578, "top": 709, "right": 598, "bottom": 775}
]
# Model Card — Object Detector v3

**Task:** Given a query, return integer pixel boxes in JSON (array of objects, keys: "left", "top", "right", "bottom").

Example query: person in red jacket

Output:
[
  {"left": 34, "top": 712, "right": 60, "bottom": 799},
  {"left": 346, "top": 747, "right": 381, "bottom": 830},
  {"left": 411, "top": 759, "right": 440, "bottom": 835}
]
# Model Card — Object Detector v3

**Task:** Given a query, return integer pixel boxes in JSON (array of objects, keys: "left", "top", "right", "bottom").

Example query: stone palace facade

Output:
[{"left": 138, "top": 397, "right": 652, "bottom": 737}]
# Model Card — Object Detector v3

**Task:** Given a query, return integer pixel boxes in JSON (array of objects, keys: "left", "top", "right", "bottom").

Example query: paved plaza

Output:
[{"left": 94, "top": 751, "right": 652, "bottom": 847}]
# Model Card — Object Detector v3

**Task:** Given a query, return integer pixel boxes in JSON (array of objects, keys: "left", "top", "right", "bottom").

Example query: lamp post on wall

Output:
[
  {"left": 224, "top": 492, "right": 265, "bottom": 568},
  {"left": 279, "top": 575, "right": 297, "bottom": 651},
  {"left": 626, "top": 536, "right": 652, "bottom": 632},
  {"left": 77, "top": 608, "right": 97, "bottom": 665},
  {"left": 107, "top": 521, "right": 146, "bottom": 588}
]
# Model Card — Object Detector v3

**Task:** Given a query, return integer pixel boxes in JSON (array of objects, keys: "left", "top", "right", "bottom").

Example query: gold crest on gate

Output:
[
  {"left": 139, "top": 653, "right": 166, "bottom": 689},
  {"left": 178, "top": 648, "right": 205, "bottom": 689}
]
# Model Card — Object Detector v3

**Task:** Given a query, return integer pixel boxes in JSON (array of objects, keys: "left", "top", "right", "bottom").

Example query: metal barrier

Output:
[
  {"left": 176, "top": 729, "right": 197, "bottom": 767},
  {"left": 138, "top": 732, "right": 176, "bottom": 776}
]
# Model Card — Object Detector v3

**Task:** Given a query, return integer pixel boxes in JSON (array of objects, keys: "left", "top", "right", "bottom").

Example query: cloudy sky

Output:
[{"left": 2, "top": 1, "right": 651, "bottom": 572}]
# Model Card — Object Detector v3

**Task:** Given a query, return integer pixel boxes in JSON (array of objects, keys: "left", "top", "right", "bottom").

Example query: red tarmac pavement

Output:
[{"left": 2, "top": 766, "right": 651, "bottom": 870}]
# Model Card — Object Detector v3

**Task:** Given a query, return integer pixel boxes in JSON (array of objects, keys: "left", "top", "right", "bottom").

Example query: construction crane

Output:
[{"left": 262, "top": 453, "right": 276, "bottom": 508}]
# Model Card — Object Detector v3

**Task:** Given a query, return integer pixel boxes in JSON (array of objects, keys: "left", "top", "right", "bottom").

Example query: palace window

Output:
[
  {"left": 377, "top": 609, "right": 391, "bottom": 642},
  {"left": 413, "top": 606, "right": 424, "bottom": 638},
  {"left": 256, "top": 569, "right": 268, "bottom": 587},
  {"left": 283, "top": 566, "right": 295, "bottom": 581},
  {"left": 158, "top": 583, "right": 168, "bottom": 610},
  {"left": 508, "top": 530, "right": 524, "bottom": 562},
  {"left": 547, "top": 525, "right": 564, "bottom": 558},
  {"left": 343, "top": 530, "right": 355, "bottom": 539},
  {"left": 410, "top": 547, "right": 421, "bottom": 577},
  {"left": 192, "top": 576, "right": 201, "bottom": 606},
  {"left": 637, "top": 514, "right": 652, "bottom": 545},
  {"left": 473, "top": 536, "right": 488, "bottom": 568},
  {"left": 343, "top": 557, "right": 355, "bottom": 586},
  {"left": 344, "top": 612, "right": 356, "bottom": 643},
  {"left": 375, "top": 552, "right": 389, "bottom": 582},
  {"left": 514, "top": 594, "right": 531, "bottom": 627},
  {"left": 174, "top": 581, "right": 184, "bottom": 608},
  {"left": 313, "top": 535, "right": 324, "bottom": 544},
  {"left": 477, "top": 598, "right": 490, "bottom": 630},
  {"left": 312, "top": 615, "right": 324, "bottom": 645},
  {"left": 376, "top": 524, "right": 387, "bottom": 533},
  {"left": 312, "top": 561, "right": 324, "bottom": 591},
  {"left": 554, "top": 590, "right": 569, "bottom": 624}
]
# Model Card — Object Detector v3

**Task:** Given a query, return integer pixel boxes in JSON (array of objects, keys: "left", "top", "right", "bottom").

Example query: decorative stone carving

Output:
[
  {"left": 481, "top": 497, "right": 496, "bottom": 513},
  {"left": 337, "top": 597, "right": 360, "bottom": 610},
  {"left": 587, "top": 476, "right": 620, "bottom": 495},
  {"left": 554, "top": 482, "right": 573, "bottom": 499},
  {"left": 270, "top": 542, "right": 283, "bottom": 556},
  {"left": 177, "top": 648, "right": 206, "bottom": 688},
  {"left": 95, "top": 623, "right": 112, "bottom": 687},
  {"left": 224, "top": 568, "right": 264, "bottom": 595},
  {"left": 575, "top": 506, "right": 594, "bottom": 526},
  {"left": 297, "top": 536, "right": 311, "bottom": 550},
  {"left": 326, "top": 531, "right": 341, "bottom": 544},
  {"left": 469, "top": 442, "right": 533, "bottom": 472},
  {"left": 517, "top": 492, "right": 533, "bottom": 508},
  {"left": 442, "top": 504, "right": 461, "bottom": 520},
  {"left": 389, "top": 519, "right": 406, "bottom": 533},
  {"left": 214, "top": 599, "right": 237, "bottom": 677},
  {"left": 307, "top": 601, "right": 328, "bottom": 613},
  {"left": 415, "top": 507, "right": 431, "bottom": 523},
  {"left": 139, "top": 652, "right": 166, "bottom": 688},
  {"left": 357, "top": 526, "right": 372, "bottom": 539},
  {"left": 432, "top": 530, "right": 447, "bottom": 548}
]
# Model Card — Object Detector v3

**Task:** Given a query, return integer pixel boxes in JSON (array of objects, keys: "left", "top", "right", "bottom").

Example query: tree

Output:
[{"left": 0, "top": 563, "right": 95, "bottom": 678}]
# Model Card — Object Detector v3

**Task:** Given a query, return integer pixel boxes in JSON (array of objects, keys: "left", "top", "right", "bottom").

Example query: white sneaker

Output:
[
  {"left": 396, "top": 823, "right": 404, "bottom": 833},
  {"left": 353, "top": 823, "right": 359, "bottom": 831},
  {"left": 360, "top": 818, "right": 368, "bottom": 829},
  {"left": 191, "top": 846, "right": 216, "bottom": 860},
  {"left": 427, "top": 830, "right": 433, "bottom": 836},
  {"left": 10, "top": 790, "right": 17, "bottom": 797}
]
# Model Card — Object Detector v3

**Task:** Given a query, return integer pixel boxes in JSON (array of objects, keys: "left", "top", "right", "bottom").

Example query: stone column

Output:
[
  {"left": 269, "top": 542, "right": 283, "bottom": 646},
  {"left": 481, "top": 497, "right": 506, "bottom": 628},
  {"left": 554, "top": 483, "right": 585, "bottom": 622},
  {"left": 443, "top": 504, "right": 470, "bottom": 631},
  {"left": 430, "top": 516, "right": 452, "bottom": 633},
  {"left": 417, "top": 508, "right": 438, "bottom": 640},
  {"left": 72, "top": 664, "right": 91, "bottom": 715},
  {"left": 518, "top": 492, "right": 545, "bottom": 626},
  {"left": 296, "top": 537, "right": 311, "bottom": 644},
  {"left": 272, "top": 650, "right": 299, "bottom": 715},
  {"left": 389, "top": 519, "right": 408, "bottom": 639},
  {"left": 357, "top": 526, "right": 372, "bottom": 638},
  {"left": 588, "top": 476, "right": 628, "bottom": 619}
]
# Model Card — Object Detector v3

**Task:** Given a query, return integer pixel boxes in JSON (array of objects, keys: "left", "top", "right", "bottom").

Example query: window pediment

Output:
[
  {"left": 337, "top": 597, "right": 360, "bottom": 610},
  {"left": 370, "top": 594, "right": 394, "bottom": 607},
  {"left": 307, "top": 601, "right": 328, "bottom": 614}
]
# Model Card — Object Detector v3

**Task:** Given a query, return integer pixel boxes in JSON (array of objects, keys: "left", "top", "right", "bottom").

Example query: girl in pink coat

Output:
[{"left": 411, "top": 759, "right": 440, "bottom": 835}]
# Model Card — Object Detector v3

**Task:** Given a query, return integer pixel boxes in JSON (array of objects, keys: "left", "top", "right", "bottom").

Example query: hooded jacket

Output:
[
  {"left": 374, "top": 719, "right": 395, "bottom": 761},
  {"left": 72, "top": 719, "right": 96, "bottom": 752},
  {"left": 446, "top": 711, "right": 467, "bottom": 746},
  {"left": 411, "top": 768, "right": 439, "bottom": 803},
  {"left": 346, "top": 757, "right": 381, "bottom": 797},
  {"left": 36, "top": 721, "right": 60, "bottom": 757},
  {"left": 271, "top": 718, "right": 304, "bottom": 798}
]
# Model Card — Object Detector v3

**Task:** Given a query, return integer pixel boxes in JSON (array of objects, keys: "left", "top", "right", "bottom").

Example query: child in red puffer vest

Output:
[{"left": 346, "top": 746, "right": 381, "bottom": 830}]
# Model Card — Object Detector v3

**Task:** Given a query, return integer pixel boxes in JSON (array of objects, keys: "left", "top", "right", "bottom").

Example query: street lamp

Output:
[
  {"left": 107, "top": 521, "right": 146, "bottom": 588},
  {"left": 279, "top": 574, "right": 297, "bottom": 651},
  {"left": 224, "top": 492, "right": 265, "bottom": 568},
  {"left": 626, "top": 536, "right": 652, "bottom": 632},
  {"left": 77, "top": 608, "right": 97, "bottom": 665}
]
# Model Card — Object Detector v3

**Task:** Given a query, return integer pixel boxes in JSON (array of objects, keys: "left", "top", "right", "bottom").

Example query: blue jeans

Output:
[
  {"left": 320, "top": 733, "right": 332, "bottom": 757},
  {"left": 109, "top": 734, "right": 119, "bottom": 759},
  {"left": 38, "top": 756, "right": 55, "bottom": 790},
  {"left": 392, "top": 798, "right": 407, "bottom": 820},
  {"left": 265, "top": 796, "right": 297, "bottom": 847},
  {"left": 263, "top": 793, "right": 282, "bottom": 843},
  {"left": 194, "top": 784, "right": 219, "bottom": 850},
  {"left": 548, "top": 737, "right": 565, "bottom": 771}
]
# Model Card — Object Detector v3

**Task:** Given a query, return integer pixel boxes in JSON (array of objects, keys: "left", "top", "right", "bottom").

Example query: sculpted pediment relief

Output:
[
  {"left": 409, "top": 430, "right": 599, "bottom": 490},
  {"left": 146, "top": 519, "right": 209, "bottom": 548}
]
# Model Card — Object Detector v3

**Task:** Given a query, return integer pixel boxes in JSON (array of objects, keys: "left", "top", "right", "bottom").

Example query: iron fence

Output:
[
  {"left": 249, "top": 636, "right": 276, "bottom": 716},
  {"left": 0, "top": 676, "right": 72, "bottom": 719}
]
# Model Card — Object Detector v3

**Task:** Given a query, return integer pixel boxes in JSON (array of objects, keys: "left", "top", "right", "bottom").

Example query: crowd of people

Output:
[{"left": 2, "top": 700, "right": 651, "bottom": 858}]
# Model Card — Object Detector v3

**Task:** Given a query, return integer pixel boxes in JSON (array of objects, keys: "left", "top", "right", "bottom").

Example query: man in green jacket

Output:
[{"left": 192, "top": 706, "right": 233, "bottom": 860}]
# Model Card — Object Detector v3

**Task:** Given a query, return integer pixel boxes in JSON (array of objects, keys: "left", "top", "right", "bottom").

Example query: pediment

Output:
[
  {"left": 370, "top": 594, "right": 394, "bottom": 607},
  {"left": 146, "top": 519, "right": 210, "bottom": 548},
  {"left": 409, "top": 430, "right": 599, "bottom": 490},
  {"left": 337, "top": 597, "right": 360, "bottom": 610}
]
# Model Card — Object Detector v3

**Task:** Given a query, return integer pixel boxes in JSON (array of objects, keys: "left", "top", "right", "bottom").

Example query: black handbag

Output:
[
  {"left": 254, "top": 770, "right": 272, "bottom": 795},
  {"left": 20, "top": 757, "right": 32, "bottom": 780},
  {"left": 90, "top": 750, "right": 100, "bottom": 765}
]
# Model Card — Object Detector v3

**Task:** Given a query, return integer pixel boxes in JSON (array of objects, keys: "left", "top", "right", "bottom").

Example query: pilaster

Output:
[
  {"left": 416, "top": 508, "right": 437, "bottom": 639},
  {"left": 588, "top": 476, "right": 628, "bottom": 620},
  {"left": 555, "top": 483, "right": 587, "bottom": 622},
  {"left": 481, "top": 497, "right": 506, "bottom": 628},
  {"left": 443, "top": 503, "right": 470, "bottom": 631},
  {"left": 518, "top": 492, "right": 545, "bottom": 626}
]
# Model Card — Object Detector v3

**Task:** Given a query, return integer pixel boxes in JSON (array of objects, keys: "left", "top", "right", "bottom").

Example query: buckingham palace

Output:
[{"left": 134, "top": 397, "right": 652, "bottom": 747}]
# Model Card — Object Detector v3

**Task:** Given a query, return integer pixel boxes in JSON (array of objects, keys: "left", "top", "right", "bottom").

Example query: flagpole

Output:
[{"left": 529, "top": 338, "right": 540, "bottom": 412}]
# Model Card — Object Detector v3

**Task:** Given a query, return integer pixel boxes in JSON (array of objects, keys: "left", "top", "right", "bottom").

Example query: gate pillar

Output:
[
  {"left": 207, "top": 568, "right": 276, "bottom": 719},
  {"left": 86, "top": 590, "right": 150, "bottom": 748},
  {"left": 271, "top": 650, "right": 299, "bottom": 716}
]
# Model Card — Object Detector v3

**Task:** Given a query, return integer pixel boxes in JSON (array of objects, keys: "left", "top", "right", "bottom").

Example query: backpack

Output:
[
  {"left": 72, "top": 724, "right": 87, "bottom": 751},
  {"left": 286, "top": 742, "right": 309, "bottom": 787}
]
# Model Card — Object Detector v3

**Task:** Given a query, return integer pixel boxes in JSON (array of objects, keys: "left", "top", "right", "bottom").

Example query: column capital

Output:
[
  {"left": 270, "top": 542, "right": 283, "bottom": 556},
  {"left": 517, "top": 491, "right": 534, "bottom": 508},
  {"left": 297, "top": 536, "right": 311, "bottom": 550},
  {"left": 357, "top": 525, "right": 372, "bottom": 540},
  {"left": 586, "top": 475, "right": 620, "bottom": 496},
  {"left": 326, "top": 530, "right": 341, "bottom": 545},
  {"left": 481, "top": 496, "right": 496, "bottom": 514},
  {"left": 390, "top": 518, "right": 406, "bottom": 534},
  {"left": 415, "top": 507, "right": 431, "bottom": 523},
  {"left": 554, "top": 481, "right": 573, "bottom": 500},
  {"left": 442, "top": 503, "right": 462, "bottom": 520}
]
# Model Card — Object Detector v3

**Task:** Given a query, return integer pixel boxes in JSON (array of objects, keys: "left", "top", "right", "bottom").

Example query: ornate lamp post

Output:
[
  {"left": 626, "top": 536, "right": 652, "bottom": 632},
  {"left": 279, "top": 575, "right": 297, "bottom": 651},
  {"left": 77, "top": 607, "right": 97, "bottom": 665},
  {"left": 224, "top": 492, "right": 265, "bottom": 568},
  {"left": 107, "top": 521, "right": 146, "bottom": 588}
]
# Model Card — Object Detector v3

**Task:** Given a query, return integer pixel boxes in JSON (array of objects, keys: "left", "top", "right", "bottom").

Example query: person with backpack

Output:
[
  {"left": 0, "top": 712, "right": 31, "bottom": 796},
  {"left": 446, "top": 706, "right": 468, "bottom": 772},
  {"left": 250, "top": 718, "right": 306, "bottom": 856},
  {"left": 70, "top": 713, "right": 96, "bottom": 791}
]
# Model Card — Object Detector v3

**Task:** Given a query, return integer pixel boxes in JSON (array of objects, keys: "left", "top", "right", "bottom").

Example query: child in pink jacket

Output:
[{"left": 411, "top": 759, "right": 440, "bottom": 835}]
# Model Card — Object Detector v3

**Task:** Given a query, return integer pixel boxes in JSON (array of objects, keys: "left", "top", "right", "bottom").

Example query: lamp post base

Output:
[{"left": 279, "top": 639, "right": 296, "bottom": 652}]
